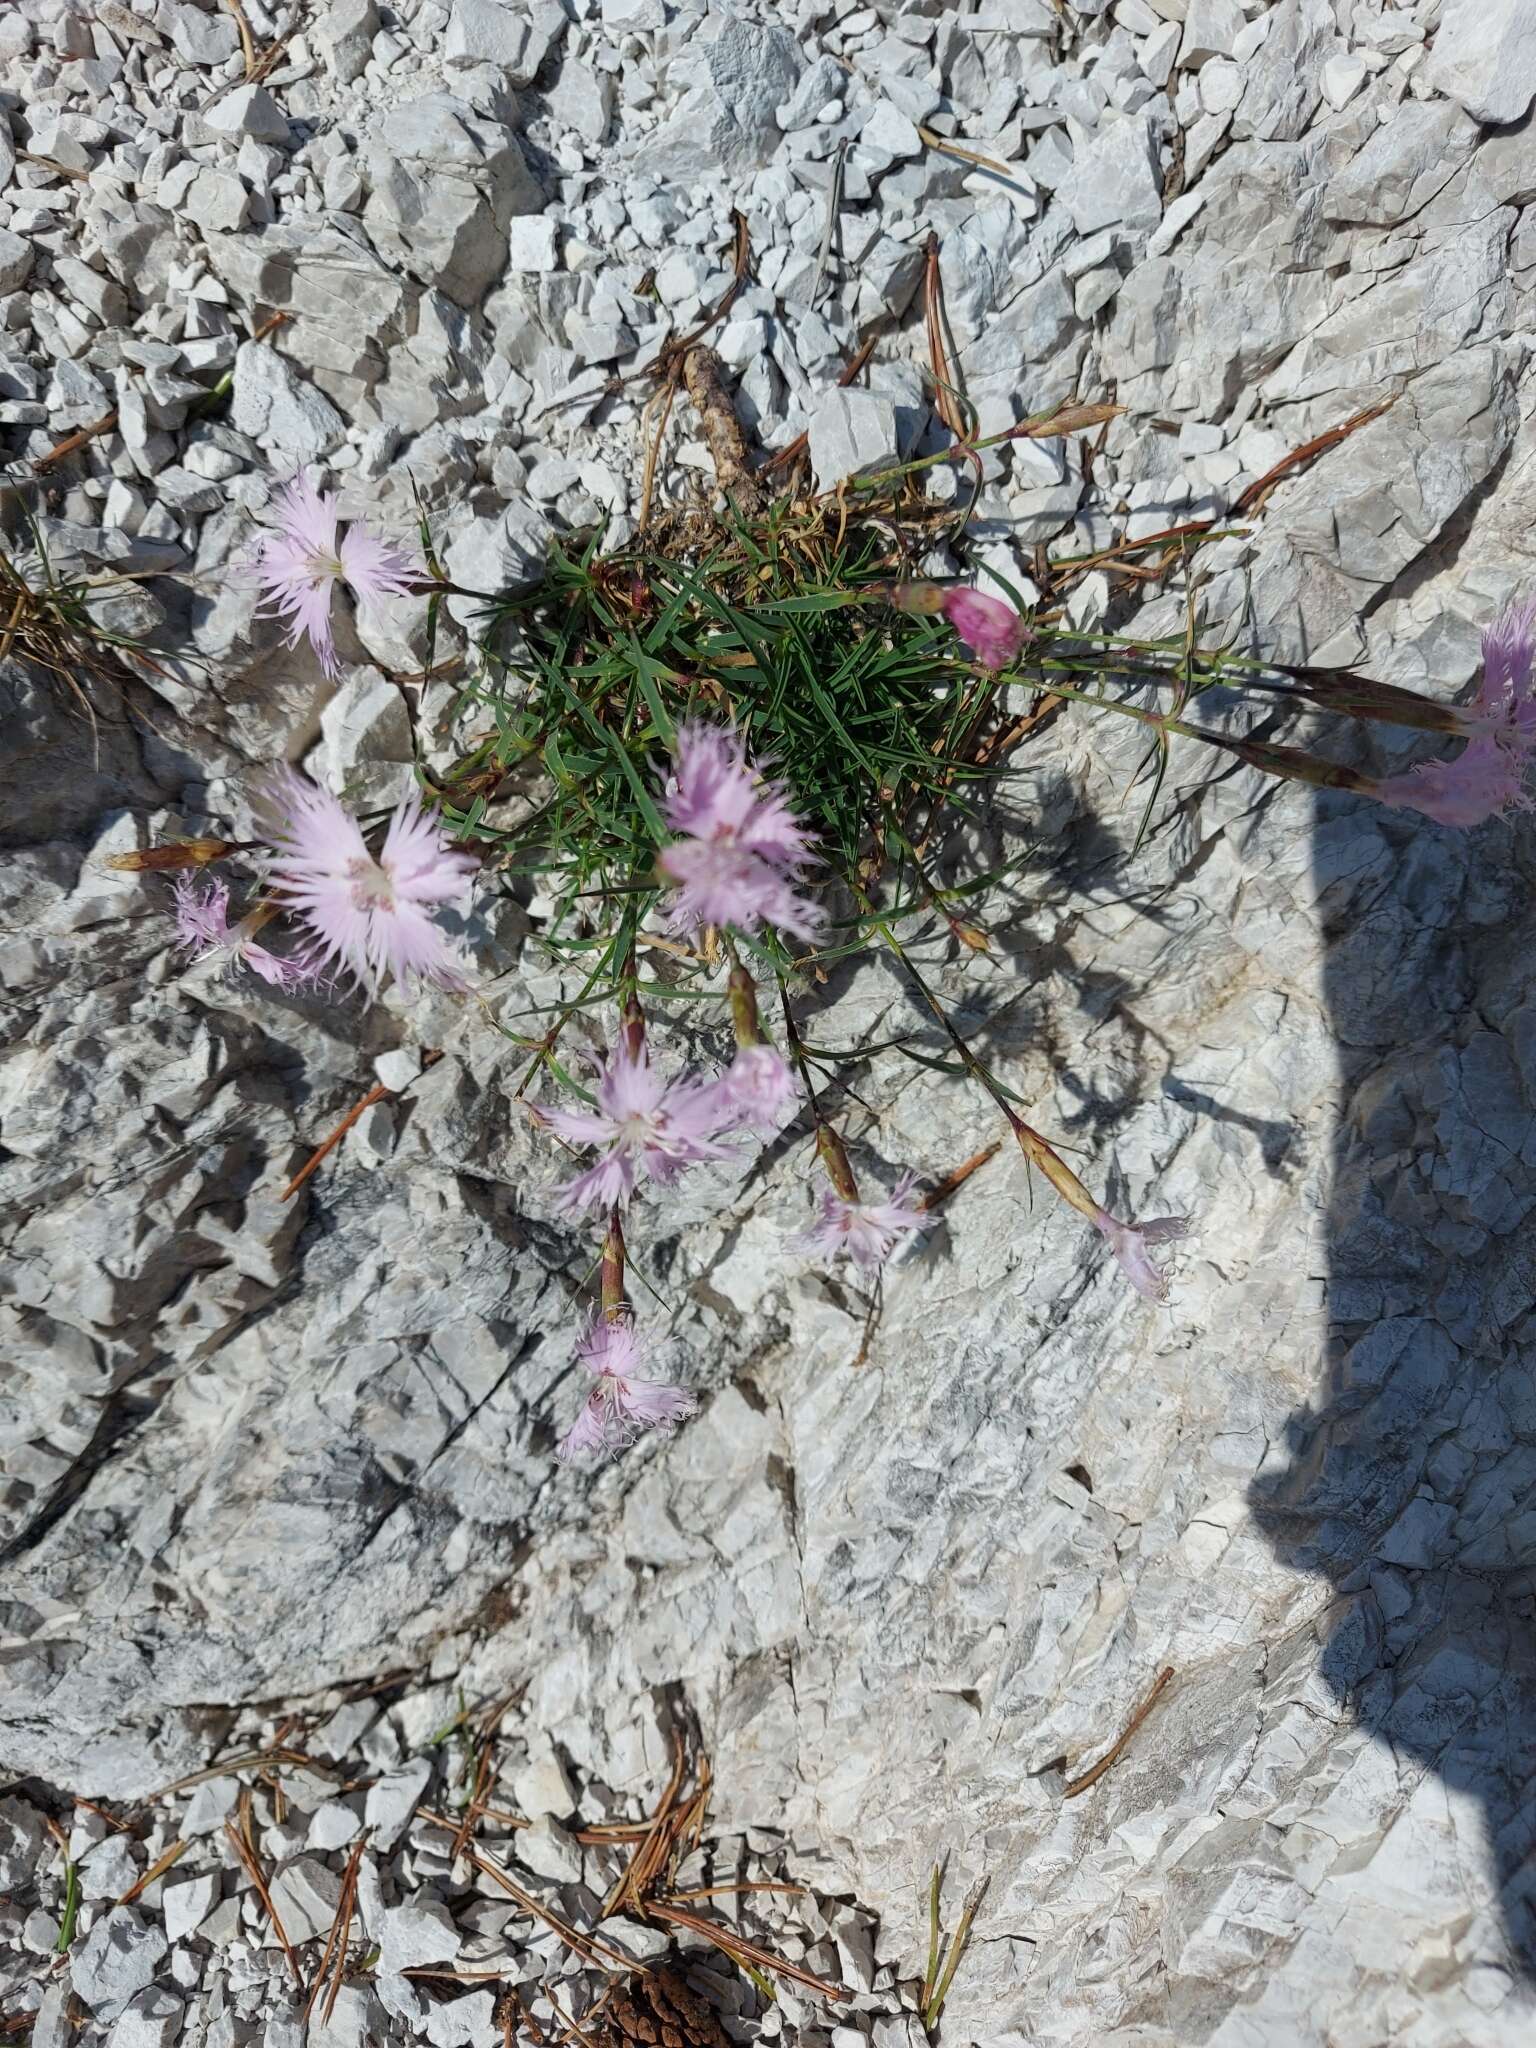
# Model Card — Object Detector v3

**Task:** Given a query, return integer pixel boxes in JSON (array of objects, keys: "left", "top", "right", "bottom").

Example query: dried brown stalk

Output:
[
  {"left": 18, "top": 150, "right": 91, "bottom": 182},
  {"left": 222, "top": 0, "right": 257, "bottom": 74},
  {"left": 1063, "top": 1666, "right": 1175, "bottom": 1798},
  {"left": 280, "top": 1084, "right": 382, "bottom": 1198},
  {"left": 1233, "top": 396, "right": 1398, "bottom": 516},
  {"left": 637, "top": 378, "right": 680, "bottom": 531},
  {"left": 33, "top": 407, "right": 120, "bottom": 474}
]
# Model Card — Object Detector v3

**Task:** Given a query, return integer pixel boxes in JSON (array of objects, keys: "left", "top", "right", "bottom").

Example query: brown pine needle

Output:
[
  {"left": 553, "top": 1983, "right": 616, "bottom": 2047},
  {"left": 647, "top": 1900, "right": 849, "bottom": 2003},
  {"left": 542, "top": 1985, "right": 600, "bottom": 2048},
  {"left": 142, "top": 1746, "right": 322, "bottom": 1804},
  {"left": 434, "top": 1834, "right": 636, "bottom": 1974},
  {"left": 73, "top": 1797, "right": 130, "bottom": 1833},
  {"left": 1063, "top": 1666, "right": 1175, "bottom": 1798},
  {"left": 117, "top": 1838, "right": 189, "bottom": 1906},
  {"left": 304, "top": 1832, "right": 369, "bottom": 2023},
  {"left": 601, "top": 1737, "right": 688, "bottom": 1918},
  {"left": 404, "top": 1968, "right": 504, "bottom": 1982},
  {"left": 663, "top": 1881, "right": 804, "bottom": 1901},
  {"left": 224, "top": 1820, "right": 303, "bottom": 1990}
]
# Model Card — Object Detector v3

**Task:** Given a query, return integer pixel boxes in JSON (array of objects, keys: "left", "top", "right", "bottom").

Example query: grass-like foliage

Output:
[{"left": 426, "top": 493, "right": 1267, "bottom": 1011}]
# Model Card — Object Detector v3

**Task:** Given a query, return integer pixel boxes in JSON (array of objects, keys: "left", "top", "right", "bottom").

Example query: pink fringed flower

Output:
[
  {"left": 658, "top": 723, "right": 825, "bottom": 942},
  {"left": 555, "top": 1316, "right": 697, "bottom": 1462},
  {"left": 170, "top": 874, "right": 321, "bottom": 992},
  {"left": 942, "top": 588, "right": 1028, "bottom": 670},
  {"left": 252, "top": 475, "right": 417, "bottom": 679},
  {"left": 541, "top": 1044, "right": 732, "bottom": 1214},
  {"left": 1371, "top": 736, "right": 1534, "bottom": 829},
  {"left": 659, "top": 839, "right": 826, "bottom": 941},
  {"left": 709, "top": 1044, "right": 799, "bottom": 1136},
  {"left": 1371, "top": 597, "right": 1536, "bottom": 827},
  {"left": 791, "top": 1171, "right": 929, "bottom": 1270},
  {"left": 259, "top": 770, "right": 477, "bottom": 994},
  {"left": 1467, "top": 595, "right": 1536, "bottom": 738},
  {"left": 1092, "top": 1209, "right": 1188, "bottom": 1304}
]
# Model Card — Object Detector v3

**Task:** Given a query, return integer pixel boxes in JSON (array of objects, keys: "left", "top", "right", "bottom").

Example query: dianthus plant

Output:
[{"left": 134, "top": 445, "right": 1536, "bottom": 1467}]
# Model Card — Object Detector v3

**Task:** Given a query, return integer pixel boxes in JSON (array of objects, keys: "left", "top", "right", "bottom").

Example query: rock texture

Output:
[{"left": 5, "top": 0, "right": 1536, "bottom": 2043}]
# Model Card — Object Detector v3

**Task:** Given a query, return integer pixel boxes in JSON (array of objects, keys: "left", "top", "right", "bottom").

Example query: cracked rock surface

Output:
[{"left": 5, "top": 0, "right": 1536, "bottom": 2042}]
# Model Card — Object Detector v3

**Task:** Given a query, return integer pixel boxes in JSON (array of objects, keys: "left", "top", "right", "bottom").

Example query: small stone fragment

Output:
[
  {"left": 267, "top": 1858, "right": 343, "bottom": 1946},
  {"left": 508, "top": 217, "right": 560, "bottom": 273},
  {"left": 378, "top": 1896, "right": 462, "bottom": 1974},
  {"left": 205, "top": 84, "right": 291, "bottom": 144},
  {"left": 363, "top": 1758, "right": 434, "bottom": 1852},
  {"left": 111, "top": 1988, "right": 184, "bottom": 2048},
  {"left": 70, "top": 1908, "right": 167, "bottom": 2022},
  {"left": 230, "top": 342, "right": 345, "bottom": 472},
  {"left": 162, "top": 1873, "right": 219, "bottom": 1943},
  {"left": 806, "top": 387, "right": 901, "bottom": 488}
]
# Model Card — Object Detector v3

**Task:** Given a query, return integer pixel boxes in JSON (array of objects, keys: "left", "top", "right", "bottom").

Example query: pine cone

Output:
[{"left": 597, "top": 1966, "right": 734, "bottom": 2048}]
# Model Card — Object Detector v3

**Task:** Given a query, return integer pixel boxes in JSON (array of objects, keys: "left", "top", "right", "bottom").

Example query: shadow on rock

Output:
[{"left": 1251, "top": 787, "right": 1536, "bottom": 1973}]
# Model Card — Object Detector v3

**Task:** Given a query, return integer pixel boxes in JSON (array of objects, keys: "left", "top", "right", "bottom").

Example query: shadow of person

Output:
[{"left": 1250, "top": 782, "right": 1536, "bottom": 1975}]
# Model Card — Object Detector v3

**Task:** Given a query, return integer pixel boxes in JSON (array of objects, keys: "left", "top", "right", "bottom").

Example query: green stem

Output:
[
  {"left": 56, "top": 1846, "right": 80, "bottom": 1954},
  {"left": 853, "top": 883, "right": 1105, "bottom": 1225},
  {"left": 777, "top": 978, "right": 860, "bottom": 1201}
]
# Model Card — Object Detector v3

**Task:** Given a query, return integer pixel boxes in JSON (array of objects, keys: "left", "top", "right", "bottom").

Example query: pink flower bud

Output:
[{"left": 940, "top": 588, "right": 1028, "bottom": 670}]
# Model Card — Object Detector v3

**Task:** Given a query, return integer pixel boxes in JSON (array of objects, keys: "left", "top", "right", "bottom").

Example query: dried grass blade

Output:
[{"left": 1233, "top": 396, "right": 1397, "bottom": 516}]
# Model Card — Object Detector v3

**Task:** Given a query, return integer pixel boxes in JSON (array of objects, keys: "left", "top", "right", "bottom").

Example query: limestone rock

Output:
[
  {"left": 1428, "top": 0, "right": 1536, "bottom": 126},
  {"left": 229, "top": 342, "right": 345, "bottom": 472},
  {"left": 364, "top": 94, "right": 543, "bottom": 305}
]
